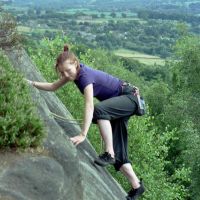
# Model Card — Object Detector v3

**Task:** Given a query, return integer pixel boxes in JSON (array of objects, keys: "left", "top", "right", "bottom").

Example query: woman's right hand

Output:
[
  {"left": 24, "top": 78, "right": 33, "bottom": 85},
  {"left": 23, "top": 77, "right": 68, "bottom": 91},
  {"left": 70, "top": 134, "right": 86, "bottom": 146}
]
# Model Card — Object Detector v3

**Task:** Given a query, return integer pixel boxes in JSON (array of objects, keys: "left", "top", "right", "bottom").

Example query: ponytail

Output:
[{"left": 63, "top": 44, "right": 69, "bottom": 52}]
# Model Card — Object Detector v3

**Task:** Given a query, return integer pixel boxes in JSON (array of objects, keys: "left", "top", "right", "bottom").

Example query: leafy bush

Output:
[
  {"left": 163, "top": 36, "right": 200, "bottom": 200},
  {"left": 0, "top": 51, "right": 45, "bottom": 148}
]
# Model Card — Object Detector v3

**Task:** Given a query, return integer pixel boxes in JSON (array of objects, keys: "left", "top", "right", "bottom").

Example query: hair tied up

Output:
[{"left": 63, "top": 45, "right": 69, "bottom": 52}]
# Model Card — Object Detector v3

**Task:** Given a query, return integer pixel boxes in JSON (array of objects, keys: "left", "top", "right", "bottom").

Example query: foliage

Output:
[
  {"left": 109, "top": 116, "right": 189, "bottom": 200},
  {"left": 170, "top": 36, "right": 200, "bottom": 200},
  {"left": 0, "top": 51, "right": 46, "bottom": 148},
  {"left": 145, "top": 35, "right": 200, "bottom": 200},
  {"left": 138, "top": 9, "right": 200, "bottom": 24},
  {"left": 145, "top": 82, "right": 170, "bottom": 116},
  {"left": 173, "top": 36, "right": 200, "bottom": 94}
]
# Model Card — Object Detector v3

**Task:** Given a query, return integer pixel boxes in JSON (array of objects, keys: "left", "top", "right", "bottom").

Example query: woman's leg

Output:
[
  {"left": 93, "top": 94, "right": 145, "bottom": 198},
  {"left": 93, "top": 95, "right": 137, "bottom": 166},
  {"left": 120, "top": 163, "right": 145, "bottom": 199},
  {"left": 97, "top": 119, "right": 115, "bottom": 158},
  {"left": 120, "top": 163, "right": 140, "bottom": 189},
  {"left": 95, "top": 133, "right": 141, "bottom": 189}
]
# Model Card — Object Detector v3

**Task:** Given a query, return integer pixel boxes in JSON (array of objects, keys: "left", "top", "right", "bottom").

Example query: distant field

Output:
[
  {"left": 113, "top": 49, "right": 166, "bottom": 66},
  {"left": 17, "top": 26, "right": 31, "bottom": 32},
  {"left": 76, "top": 17, "right": 143, "bottom": 24},
  {"left": 62, "top": 8, "right": 137, "bottom": 17},
  {"left": 59, "top": 9, "right": 139, "bottom": 24},
  {"left": 3, "top": 5, "right": 29, "bottom": 12},
  {"left": 17, "top": 25, "right": 58, "bottom": 34},
  {"left": 61, "top": 8, "right": 99, "bottom": 15}
]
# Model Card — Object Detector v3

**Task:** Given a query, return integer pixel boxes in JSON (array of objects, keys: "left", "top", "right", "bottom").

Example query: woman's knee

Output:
[
  {"left": 94, "top": 103, "right": 102, "bottom": 112},
  {"left": 114, "top": 160, "right": 132, "bottom": 171},
  {"left": 93, "top": 104, "right": 111, "bottom": 123},
  {"left": 93, "top": 104, "right": 103, "bottom": 118}
]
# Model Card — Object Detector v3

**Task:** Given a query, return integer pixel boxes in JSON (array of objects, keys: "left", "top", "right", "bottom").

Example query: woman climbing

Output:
[{"left": 27, "top": 45, "right": 145, "bottom": 200}]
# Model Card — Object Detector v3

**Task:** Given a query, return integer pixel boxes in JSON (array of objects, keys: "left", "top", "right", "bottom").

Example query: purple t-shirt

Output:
[{"left": 74, "top": 63, "right": 122, "bottom": 101}]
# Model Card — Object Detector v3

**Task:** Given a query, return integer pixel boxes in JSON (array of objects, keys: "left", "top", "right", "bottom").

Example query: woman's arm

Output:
[
  {"left": 70, "top": 84, "right": 94, "bottom": 146},
  {"left": 27, "top": 76, "right": 68, "bottom": 91},
  {"left": 81, "top": 84, "right": 94, "bottom": 137}
]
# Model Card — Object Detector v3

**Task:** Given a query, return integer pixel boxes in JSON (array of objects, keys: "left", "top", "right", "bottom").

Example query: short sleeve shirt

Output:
[{"left": 74, "top": 63, "right": 122, "bottom": 101}]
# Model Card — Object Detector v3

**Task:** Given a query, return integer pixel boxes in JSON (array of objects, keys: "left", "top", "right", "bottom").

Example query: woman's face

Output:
[{"left": 58, "top": 59, "right": 79, "bottom": 81}]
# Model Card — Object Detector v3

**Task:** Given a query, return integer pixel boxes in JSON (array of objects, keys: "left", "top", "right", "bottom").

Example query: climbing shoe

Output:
[
  {"left": 94, "top": 152, "right": 115, "bottom": 167},
  {"left": 126, "top": 180, "right": 145, "bottom": 200}
]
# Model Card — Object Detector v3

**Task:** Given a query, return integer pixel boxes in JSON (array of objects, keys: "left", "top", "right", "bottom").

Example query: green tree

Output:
[
  {"left": 92, "top": 14, "right": 98, "bottom": 19},
  {"left": 100, "top": 13, "right": 105, "bottom": 18},
  {"left": 146, "top": 82, "right": 170, "bottom": 116},
  {"left": 160, "top": 35, "right": 200, "bottom": 200},
  {"left": 35, "top": 7, "right": 42, "bottom": 16},
  {"left": 121, "top": 13, "right": 127, "bottom": 18},
  {"left": 27, "top": 8, "right": 35, "bottom": 16},
  {"left": 110, "top": 12, "right": 116, "bottom": 18}
]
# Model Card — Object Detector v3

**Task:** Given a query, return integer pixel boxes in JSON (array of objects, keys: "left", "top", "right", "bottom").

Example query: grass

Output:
[{"left": 113, "top": 48, "right": 166, "bottom": 66}]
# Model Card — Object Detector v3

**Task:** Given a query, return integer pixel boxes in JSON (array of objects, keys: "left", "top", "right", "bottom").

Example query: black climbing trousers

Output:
[{"left": 93, "top": 84, "right": 138, "bottom": 171}]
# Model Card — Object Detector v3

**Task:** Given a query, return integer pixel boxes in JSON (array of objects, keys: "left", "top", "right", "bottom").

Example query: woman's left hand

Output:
[{"left": 70, "top": 134, "right": 86, "bottom": 146}]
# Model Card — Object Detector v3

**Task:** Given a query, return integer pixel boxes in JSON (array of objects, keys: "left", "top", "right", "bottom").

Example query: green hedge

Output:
[{"left": 0, "top": 51, "right": 45, "bottom": 148}]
